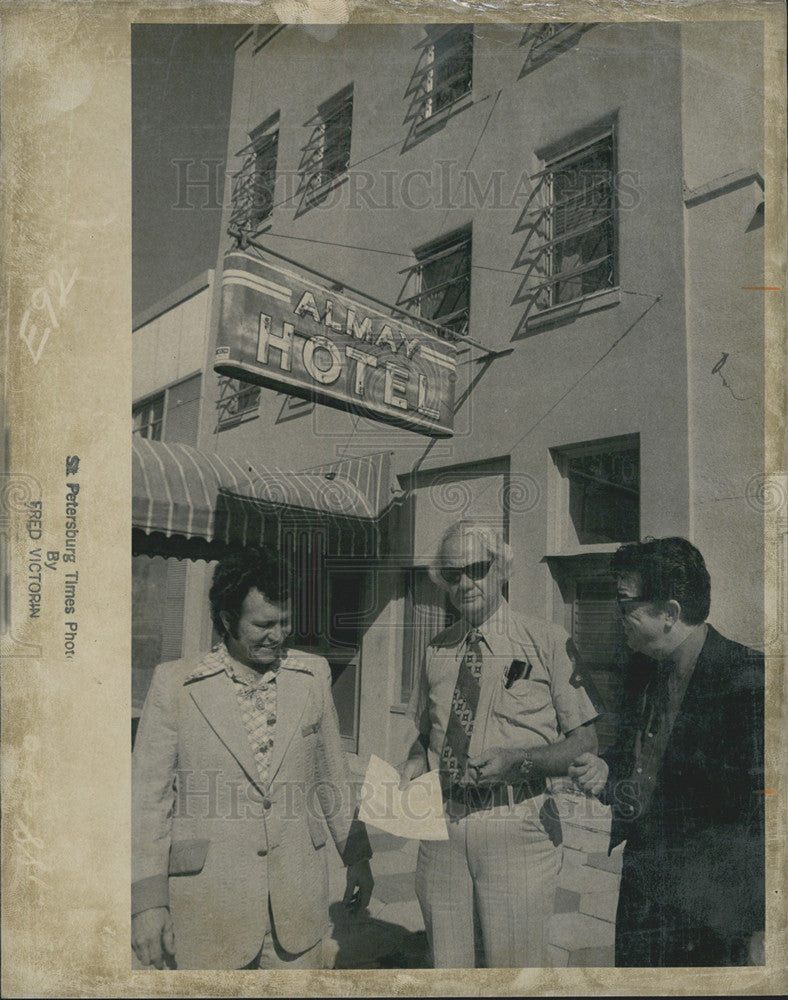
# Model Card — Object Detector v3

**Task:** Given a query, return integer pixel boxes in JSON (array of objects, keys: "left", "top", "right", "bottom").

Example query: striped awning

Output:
[{"left": 132, "top": 437, "right": 394, "bottom": 558}]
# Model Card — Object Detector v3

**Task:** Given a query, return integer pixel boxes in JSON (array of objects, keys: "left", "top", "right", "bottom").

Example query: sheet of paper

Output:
[{"left": 358, "top": 754, "right": 448, "bottom": 840}]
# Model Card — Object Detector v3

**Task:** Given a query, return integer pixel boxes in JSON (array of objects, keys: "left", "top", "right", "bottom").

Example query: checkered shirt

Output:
[{"left": 217, "top": 644, "right": 278, "bottom": 787}]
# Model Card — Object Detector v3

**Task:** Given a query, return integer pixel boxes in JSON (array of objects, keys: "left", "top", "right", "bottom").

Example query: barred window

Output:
[
  {"left": 399, "top": 228, "right": 472, "bottom": 338},
  {"left": 419, "top": 25, "right": 473, "bottom": 123},
  {"left": 552, "top": 435, "right": 640, "bottom": 546},
  {"left": 229, "top": 113, "right": 279, "bottom": 238},
  {"left": 216, "top": 376, "right": 261, "bottom": 430},
  {"left": 520, "top": 23, "right": 596, "bottom": 74},
  {"left": 251, "top": 131, "right": 278, "bottom": 224},
  {"left": 530, "top": 132, "right": 616, "bottom": 310},
  {"left": 301, "top": 85, "right": 353, "bottom": 201}
]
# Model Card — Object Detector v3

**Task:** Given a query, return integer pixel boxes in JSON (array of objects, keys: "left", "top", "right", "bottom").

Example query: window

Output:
[
  {"left": 251, "top": 130, "right": 278, "bottom": 225},
  {"left": 229, "top": 114, "right": 279, "bottom": 238},
  {"left": 164, "top": 374, "right": 202, "bottom": 444},
  {"left": 216, "top": 376, "right": 261, "bottom": 430},
  {"left": 519, "top": 23, "right": 596, "bottom": 74},
  {"left": 301, "top": 85, "right": 353, "bottom": 201},
  {"left": 529, "top": 131, "right": 617, "bottom": 311},
  {"left": 417, "top": 25, "right": 473, "bottom": 124},
  {"left": 133, "top": 394, "right": 164, "bottom": 440},
  {"left": 132, "top": 373, "right": 202, "bottom": 445},
  {"left": 399, "top": 227, "right": 472, "bottom": 337},
  {"left": 552, "top": 435, "right": 639, "bottom": 547}
]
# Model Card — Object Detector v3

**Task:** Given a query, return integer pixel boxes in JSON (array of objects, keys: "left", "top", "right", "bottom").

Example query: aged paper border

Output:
[{"left": 1, "top": 0, "right": 785, "bottom": 996}]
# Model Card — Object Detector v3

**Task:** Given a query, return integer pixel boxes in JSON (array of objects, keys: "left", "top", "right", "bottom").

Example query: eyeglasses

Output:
[
  {"left": 616, "top": 595, "right": 648, "bottom": 616},
  {"left": 439, "top": 559, "right": 494, "bottom": 586}
]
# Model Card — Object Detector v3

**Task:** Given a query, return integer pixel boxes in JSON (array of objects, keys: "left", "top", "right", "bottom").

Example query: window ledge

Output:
[
  {"left": 525, "top": 286, "right": 620, "bottom": 334},
  {"left": 414, "top": 92, "right": 474, "bottom": 137},
  {"left": 304, "top": 171, "right": 349, "bottom": 209},
  {"left": 216, "top": 410, "right": 260, "bottom": 432},
  {"left": 389, "top": 703, "right": 408, "bottom": 715},
  {"left": 545, "top": 543, "right": 624, "bottom": 558}
]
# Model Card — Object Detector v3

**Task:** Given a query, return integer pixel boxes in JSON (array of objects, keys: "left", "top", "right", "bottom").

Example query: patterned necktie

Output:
[{"left": 440, "top": 628, "right": 484, "bottom": 785}]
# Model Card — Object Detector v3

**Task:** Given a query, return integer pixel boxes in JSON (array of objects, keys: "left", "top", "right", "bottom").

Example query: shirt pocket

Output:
[
  {"left": 493, "top": 673, "right": 553, "bottom": 724},
  {"left": 503, "top": 675, "right": 550, "bottom": 695}
]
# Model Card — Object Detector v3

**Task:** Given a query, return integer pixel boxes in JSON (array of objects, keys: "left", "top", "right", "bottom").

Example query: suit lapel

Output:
[
  {"left": 266, "top": 656, "right": 311, "bottom": 786},
  {"left": 188, "top": 671, "right": 261, "bottom": 789},
  {"left": 661, "top": 626, "right": 719, "bottom": 765}
]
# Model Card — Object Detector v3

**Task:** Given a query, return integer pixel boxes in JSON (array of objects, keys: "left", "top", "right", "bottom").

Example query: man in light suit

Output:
[
  {"left": 401, "top": 522, "right": 598, "bottom": 968},
  {"left": 131, "top": 547, "right": 373, "bottom": 970},
  {"left": 570, "top": 537, "right": 765, "bottom": 966}
]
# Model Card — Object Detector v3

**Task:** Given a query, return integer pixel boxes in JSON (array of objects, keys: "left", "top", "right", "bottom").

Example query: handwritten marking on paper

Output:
[
  {"left": 18, "top": 268, "right": 78, "bottom": 364},
  {"left": 13, "top": 819, "right": 52, "bottom": 889}
]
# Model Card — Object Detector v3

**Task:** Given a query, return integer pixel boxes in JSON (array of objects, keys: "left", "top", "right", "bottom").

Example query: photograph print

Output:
[{"left": 131, "top": 20, "right": 768, "bottom": 973}]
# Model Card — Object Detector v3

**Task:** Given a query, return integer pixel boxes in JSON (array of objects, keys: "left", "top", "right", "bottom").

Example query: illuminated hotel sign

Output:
[{"left": 214, "top": 251, "right": 457, "bottom": 437}]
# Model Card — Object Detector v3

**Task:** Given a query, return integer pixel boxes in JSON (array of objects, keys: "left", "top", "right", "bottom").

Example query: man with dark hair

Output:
[
  {"left": 132, "top": 546, "right": 373, "bottom": 970},
  {"left": 570, "top": 536, "right": 765, "bottom": 967}
]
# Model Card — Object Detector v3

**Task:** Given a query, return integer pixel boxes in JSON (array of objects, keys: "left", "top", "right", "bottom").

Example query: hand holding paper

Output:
[{"left": 358, "top": 754, "right": 448, "bottom": 840}]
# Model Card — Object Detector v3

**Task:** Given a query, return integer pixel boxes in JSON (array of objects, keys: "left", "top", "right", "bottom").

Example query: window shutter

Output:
[
  {"left": 160, "top": 559, "right": 187, "bottom": 662},
  {"left": 164, "top": 374, "right": 201, "bottom": 446}
]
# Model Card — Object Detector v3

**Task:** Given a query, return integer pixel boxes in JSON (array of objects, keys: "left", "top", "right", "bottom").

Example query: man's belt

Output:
[{"left": 441, "top": 779, "right": 546, "bottom": 811}]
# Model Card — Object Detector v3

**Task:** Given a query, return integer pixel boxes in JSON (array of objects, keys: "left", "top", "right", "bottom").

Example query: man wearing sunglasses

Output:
[
  {"left": 569, "top": 536, "right": 764, "bottom": 967},
  {"left": 401, "top": 521, "right": 599, "bottom": 968}
]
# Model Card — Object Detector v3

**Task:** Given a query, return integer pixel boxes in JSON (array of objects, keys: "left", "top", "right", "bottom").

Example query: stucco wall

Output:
[
  {"left": 132, "top": 275, "right": 213, "bottom": 401},
  {"left": 681, "top": 22, "right": 765, "bottom": 646}
]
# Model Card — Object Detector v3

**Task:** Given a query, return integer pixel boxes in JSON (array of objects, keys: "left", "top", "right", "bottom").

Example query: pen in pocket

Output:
[{"left": 503, "top": 658, "right": 531, "bottom": 689}]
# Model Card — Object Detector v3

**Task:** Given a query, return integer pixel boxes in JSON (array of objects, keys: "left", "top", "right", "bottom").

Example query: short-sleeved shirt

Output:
[{"left": 406, "top": 600, "right": 598, "bottom": 771}]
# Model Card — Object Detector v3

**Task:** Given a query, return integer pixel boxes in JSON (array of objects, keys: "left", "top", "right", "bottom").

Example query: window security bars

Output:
[
  {"left": 398, "top": 229, "right": 472, "bottom": 339},
  {"left": 520, "top": 134, "right": 616, "bottom": 312},
  {"left": 519, "top": 23, "right": 597, "bottom": 74},
  {"left": 215, "top": 376, "right": 261, "bottom": 429},
  {"left": 229, "top": 128, "right": 279, "bottom": 241},
  {"left": 299, "top": 86, "right": 353, "bottom": 207},
  {"left": 410, "top": 25, "right": 473, "bottom": 128}
]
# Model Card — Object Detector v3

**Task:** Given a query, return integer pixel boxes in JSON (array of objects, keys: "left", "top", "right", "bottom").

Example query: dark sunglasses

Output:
[
  {"left": 616, "top": 595, "right": 648, "bottom": 616},
  {"left": 439, "top": 559, "right": 494, "bottom": 586}
]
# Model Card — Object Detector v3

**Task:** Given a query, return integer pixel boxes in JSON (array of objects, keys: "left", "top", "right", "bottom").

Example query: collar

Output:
[
  {"left": 185, "top": 644, "right": 308, "bottom": 685},
  {"left": 663, "top": 623, "right": 708, "bottom": 678},
  {"left": 217, "top": 643, "right": 280, "bottom": 687},
  {"left": 184, "top": 645, "right": 228, "bottom": 684},
  {"left": 456, "top": 599, "right": 511, "bottom": 659}
]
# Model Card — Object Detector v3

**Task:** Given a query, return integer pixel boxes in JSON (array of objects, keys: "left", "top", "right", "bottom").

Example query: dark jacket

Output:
[{"left": 602, "top": 625, "right": 764, "bottom": 940}]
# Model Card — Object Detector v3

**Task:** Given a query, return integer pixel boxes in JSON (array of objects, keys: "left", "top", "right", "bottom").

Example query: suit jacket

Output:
[
  {"left": 602, "top": 625, "right": 765, "bottom": 941},
  {"left": 132, "top": 646, "right": 369, "bottom": 969}
]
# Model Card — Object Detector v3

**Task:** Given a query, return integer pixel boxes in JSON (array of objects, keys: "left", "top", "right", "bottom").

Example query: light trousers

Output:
[{"left": 416, "top": 794, "right": 560, "bottom": 968}]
